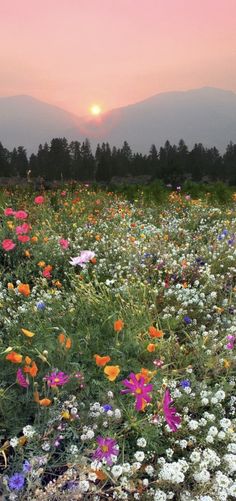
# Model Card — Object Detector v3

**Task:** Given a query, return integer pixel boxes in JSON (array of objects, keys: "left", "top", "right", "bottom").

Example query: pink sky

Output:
[{"left": 0, "top": 0, "right": 236, "bottom": 116}]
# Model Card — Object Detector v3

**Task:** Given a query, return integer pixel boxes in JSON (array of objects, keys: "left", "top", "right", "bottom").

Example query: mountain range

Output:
[{"left": 0, "top": 87, "right": 236, "bottom": 154}]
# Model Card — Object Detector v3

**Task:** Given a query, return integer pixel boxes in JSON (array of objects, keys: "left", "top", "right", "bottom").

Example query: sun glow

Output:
[{"left": 90, "top": 104, "right": 102, "bottom": 116}]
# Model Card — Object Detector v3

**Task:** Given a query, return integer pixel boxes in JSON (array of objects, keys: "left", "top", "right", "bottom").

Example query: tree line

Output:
[{"left": 0, "top": 138, "right": 236, "bottom": 184}]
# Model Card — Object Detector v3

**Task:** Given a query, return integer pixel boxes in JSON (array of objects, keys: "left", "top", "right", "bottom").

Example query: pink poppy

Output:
[
  {"left": 42, "top": 269, "right": 52, "bottom": 279},
  {"left": 18, "top": 235, "right": 30, "bottom": 243},
  {"left": 14, "top": 210, "right": 28, "bottom": 220},
  {"left": 4, "top": 208, "right": 15, "bottom": 216},
  {"left": 15, "top": 223, "right": 30, "bottom": 235},
  {"left": 34, "top": 196, "right": 44, "bottom": 205},
  {"left": 59, "top": 238, "right": 69, "bottom": 249},
  {"left": 2, "top": 239, "right": 16, "bottom": 251}
]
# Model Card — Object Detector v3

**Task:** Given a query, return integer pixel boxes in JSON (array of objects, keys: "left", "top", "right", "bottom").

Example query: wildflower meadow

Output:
[{"left": 0, "top": 184, "right": 236, "bottom": 501}]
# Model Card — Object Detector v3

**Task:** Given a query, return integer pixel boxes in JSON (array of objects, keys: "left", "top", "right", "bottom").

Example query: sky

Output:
[{"left": 0, "top": 0, "right": 236, "bottom": 116}]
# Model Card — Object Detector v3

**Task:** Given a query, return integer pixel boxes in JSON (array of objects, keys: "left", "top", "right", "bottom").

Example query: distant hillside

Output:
[
  {"left": 74, "top": 87, "right": 236, "bottom": 153},
  {"left": 0, "top": 95, "right": 81, "bottom": 153},
  {"left": 0, "top": 88, "right": 236, "bottom": 154}
]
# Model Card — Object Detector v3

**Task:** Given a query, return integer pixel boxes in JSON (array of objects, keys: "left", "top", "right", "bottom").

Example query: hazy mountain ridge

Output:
[
  {"left": 0, "top": 95, "right": 81, "bottom": 153},
  {"left": 0, "top": 88, "right": 236, "bottom": 154}
]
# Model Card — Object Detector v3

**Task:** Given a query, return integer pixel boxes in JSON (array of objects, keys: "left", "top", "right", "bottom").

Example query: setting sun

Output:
[{"left": 90, "top": 104, "right": 102, "bottom": 116}]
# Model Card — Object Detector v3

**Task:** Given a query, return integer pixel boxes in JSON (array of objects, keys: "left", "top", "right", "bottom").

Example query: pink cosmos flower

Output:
[
  {"left": 2, "top": 239, "right": 16, "bottom": 251},
  {"left": 44, "top": 371, "right": 69, "bottom": 387},
  {"left": 14, "top": 210, "right": 28, "bottom": 220},
  {"left": 34, "top": 196, "right": 44, "bottom": 205},
  {"left": 69, "top": 250, "right": 95, "bottom": 267},
  {"left": 59, "top": 238, "right": 69, "bottom": 249},
  {"left": 16, "top": 368, "right": 29, "bottom": 388},
  {"left": 93, "top": 436, "right": 119, "bottom": 465},
  {"left": 4, "top": 208, "right": 15, "bottom": 216},
  {"left": 163, "top": 388, "right": 181, "bottom": 432},
  {"left": 121, "top": 372, "right": 153, "bottom": 411},
  {"left": 18, "top": 235, "right": 30, "bottom": 243},
  {"left": 15, "top": 223, "right": 30, "bottom": 235},
  {"left": 61, "top": 191, "right": 67, "bottom": 197}
]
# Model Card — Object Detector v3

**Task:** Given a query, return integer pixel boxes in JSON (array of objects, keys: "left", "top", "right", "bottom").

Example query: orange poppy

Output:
[
  {"left": 65, "top": 338, "right": 72, "bottom": 349},
  {"left": 58, "top": 333, "right": 66, "bottom": 344},
  {"left": 147, "top": 343, "right": 156, "bottom": 352},
  {"left": 136, "top": 368, "right": 157, "bottom": 383},
  {"left": 6, "top": 351, "right": 22, "bottom": 363},
  {"left": 18, "top": 284, "right": 30, "bottom": 297},
  {"left": 104, "top": 365, "right": 120, "bottom": 381},
  {"left": 94, "top": 354, "right": 111, "bottom": 367},
  {"left": 53, "top": 280, "right": 62, "bottom": 288},
  {"left": 114, "top": 319, "right": 124, "bottom": 332},
  {"left": 39, "top": 398, "right": 52, "bottom": 407},
  {"left": 24, "top": 361, "right": 38, "bottom": 377},
  {"left": 58, "top": 333, "right": 72, "bottom": 350},
  {"left": 31, "top": 236, "right": 38, "bottom": 243},
  {"left": 92, "top": 469, "right": 107, "bottom": 481},
  {"left": 37, "top": 261, "right": 45, "bottom": 267},
  {"left": 148, "top": 326, "right": 163, "bottom": 338},
  {"left": 34, "top": 391, "right": 51, "bottom": 406}
]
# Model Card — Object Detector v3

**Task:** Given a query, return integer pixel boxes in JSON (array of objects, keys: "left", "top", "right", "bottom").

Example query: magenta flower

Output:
[
  {"left": 226, "top": 334, "right": 236, "bottom": 350},
  {"left": 121, "top": 373, "right": 153, "bottom": 411},
  {"left": 16, "top": 368, "right": 29, "bottom": 388},
  {"left": 45, "top": 371, "right": 69, "bottom": 387},
  {"left": 70, "top": 250, "right": 95, "bottom": 267},
  {"left": 163, "top": 388, "right": 181, "bottom": 432},
  {"left": 93, "top": 436, "right": 119, "bottom": 465},
  {"left": 2, "top": 239, "right": 16, "bottom": 251}
]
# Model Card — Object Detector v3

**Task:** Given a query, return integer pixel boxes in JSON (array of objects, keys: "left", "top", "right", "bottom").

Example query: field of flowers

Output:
[{"left": 0, "top": 185, "right": 236, "bottom": 501}]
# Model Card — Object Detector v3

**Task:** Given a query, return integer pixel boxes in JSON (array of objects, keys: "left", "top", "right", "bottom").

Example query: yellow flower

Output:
[{"left": 21, "top": 328, "right": 35, "bottom": 338}]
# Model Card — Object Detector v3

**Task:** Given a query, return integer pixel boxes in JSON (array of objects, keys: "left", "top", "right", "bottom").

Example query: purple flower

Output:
[
  {"left": 93, "top": 436, "right": 119, "bottom": 465},
  {"left": 36, "top": 301, "right": 46, "bottom": 310},
  {"left": 180, "top": 379, "right": 191, "bottom": 388},
  {"left": 22, "top": 460, "right": 31, "bottom": 473},
  {"left": 16, "top": 368, "right": 29, "bottom": 388},
  {"left": 8, "top": 473, "right": 25, "bottom": 490},
  {"left": 121, "top": 373, "right": 153, "bottom": 411},
  {"left": 103, "top": 404, "right": 113, "bottom": 412},
  {"left": 69, "top": 250, "right": 95, "bottom": 267},
  {"left": 183, "top": 316, "right": 192, "bottom": 325},
  {"left": 44, "top": 371, "right": 69, "bottom": 387},
  {"left": 226, "top": 334, "right": 236, "bottom": 350},
  {"left": 163, "top": 388, "right": 181, "bottom": 432}
]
